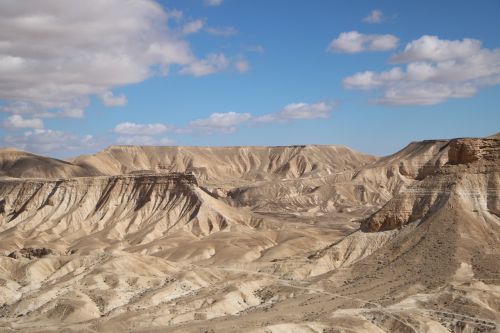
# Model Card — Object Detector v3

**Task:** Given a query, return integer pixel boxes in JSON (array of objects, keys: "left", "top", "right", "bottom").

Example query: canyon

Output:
[{"left": 0, "top": 135, "right": 499, "bottom": 332}]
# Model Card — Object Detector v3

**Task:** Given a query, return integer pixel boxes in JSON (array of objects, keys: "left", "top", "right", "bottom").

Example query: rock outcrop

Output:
[
  {"left": 0, "top": 172, "right": 255, "bottom": 256},
  {"left": 8, "top": 247, "right": 54, "bottom": 260},
  {"left": 448, "top": 137, "right": 500, "bottom": 164},
  {"left": 362, "top": 137, "right": 500, "bottom": 232}
]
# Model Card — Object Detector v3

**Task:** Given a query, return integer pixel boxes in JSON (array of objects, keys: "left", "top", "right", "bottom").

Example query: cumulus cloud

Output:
[
  {"left": 363, "top": 9, "right": 384, "bottom": 23},
  {"left": 3, "top": 129, "right": 96, "bottom": 153},
  {"left": 114, "top": 113, "right": 255, "bottom": 137},
  {"left": 343, "top": 35, "right": 500, "bottom": 105},
  {"left": 3, "top": 115, "right": 44, "bottom": 129},
  {"left": 343, "top": 68, "right": 404, "bottom": 90},
  {"left": 0, "top": 1, "right": 228, "bottom": 119},
  {"left": 182, "top": 20, "right": 205, "bottom": 35},
  {"left": 116, "top": 136, "right": 174, "bottom": 146},
  {"left": 187, "top": 103, "right": 334, "bottom": 134},
  {"left": 328, "top": 31, "right": 399, "bottom": 53},
  {"left": 278, "top": 102, "right": 333, "bottom": 119},
  {"left": 204, "top": 0, "right": 223, "bottom": 6},
  {"left": 179, "top": 53, "right": 229, "bottom": 76},
  {"left": 206, "top": 26, "right": 238, "bottom": 37},
  {"left": 100, "top": 91, "right": 128, "bottom": 107},
  {"left": 112, "top": 101, "right": 334, "bottom": 138},
  {"left": 188, "top": 112, "right": 252, "bottom": 133},
  {"left": 114, "top": 122, "right": 173, "bottom": 135},
  {"left": 59, "top": 109, "right": 85, "bottom": 118},
  {"left": 330, "top": 32, "right": 364, "bottom": 53},
  {"left": 254, "top": 102, "right": 335, "bottom": 123},
  {"left": 1, "top": 101, "right": 85, "bottom": 118},
  {"left": 391, "top": 35, "right": 485, "bottom": 63},
  {"left": 235, "top": 60, "right": 250, "bottom": 73}
]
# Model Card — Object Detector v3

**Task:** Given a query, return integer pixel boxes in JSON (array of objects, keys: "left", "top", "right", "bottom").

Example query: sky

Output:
[{"left": 0, "top": 0, "right": 499, "bottom": 158}]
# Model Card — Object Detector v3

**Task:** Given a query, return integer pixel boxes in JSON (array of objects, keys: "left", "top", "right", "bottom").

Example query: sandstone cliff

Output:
[{"left": 362, "top": 137, "right": 499, "bottom": 232}]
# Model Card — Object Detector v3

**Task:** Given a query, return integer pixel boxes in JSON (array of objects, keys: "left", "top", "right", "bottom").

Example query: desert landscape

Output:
[
  {"left": 0, "top": 134, "right": 498, "bottom": 332},
  {"left": 1, "top": 2, "right": 500, "bottom": 332}
]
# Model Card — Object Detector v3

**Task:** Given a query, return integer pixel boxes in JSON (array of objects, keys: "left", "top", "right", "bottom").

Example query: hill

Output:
[{"left": 0, "top": 136, "right": 498, "bottom": 332}]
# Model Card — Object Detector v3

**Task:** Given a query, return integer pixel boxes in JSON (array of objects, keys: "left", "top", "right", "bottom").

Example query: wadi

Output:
[{"left": 0, "top": 134, "right": 498, "bottom": 333}]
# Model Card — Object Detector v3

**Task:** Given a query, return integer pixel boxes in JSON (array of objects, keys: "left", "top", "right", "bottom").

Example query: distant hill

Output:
[{"left": 0, "top": 148, "right": 99, "bottom": 179}]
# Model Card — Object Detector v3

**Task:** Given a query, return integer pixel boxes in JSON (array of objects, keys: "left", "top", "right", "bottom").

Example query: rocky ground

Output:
[{"left": 0, "top": 136, "right": 498, "bottom": 332}]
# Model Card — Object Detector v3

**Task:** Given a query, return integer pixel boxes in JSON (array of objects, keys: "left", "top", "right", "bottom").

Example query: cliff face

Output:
[
  {"left": 362, "top": 137, "right": 500, "bottom": 232},
  {"left": 222, "top": 140, "right": 453, "bottom": 214},
  {"left": 448, "top": 137, "right": 500, "bottom": 164},
  {"left": 0, "top": 173, "right": 253, "bottom": 256},
  {"left": 352, "top": 139, "right": 450, "bottom": 197}
]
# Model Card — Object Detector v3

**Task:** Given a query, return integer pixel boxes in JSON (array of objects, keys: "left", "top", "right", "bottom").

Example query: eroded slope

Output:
[{"left": 0, "top": 137, "right": 498, "bottom": 333}]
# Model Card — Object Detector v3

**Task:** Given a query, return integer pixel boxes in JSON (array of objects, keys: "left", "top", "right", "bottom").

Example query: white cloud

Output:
[
  {"left": 3, "top": 114, "right": 44, "bottom": 129},
  {"left": 166, "top": 9, "right": 183, "bottom": 21},
  {"left": 254, "top": 102, "right": 335, "bottom": 123},
  {"left": 189, "top": 112, "right": 252, "bottom": 133},
  {"left": 206, "top": 26, "right": 237, "bottom": 37},
  {"left": 100, "top": 91, "right": 128, "bottom": 107},
  {"left": 343, "top": 68, "right": 404, "bottom": 90},
  {"left": 179, "top": 53, "right": 229, "bottom": 76},
  {"left": 3, "top": 129, "right": 96, "bottom": 153},
  {"left": 369, "top": 35, "right": 400, "bottom": 51},
  {"left": 279, "top": 102, "right": 333, "bottom": 119},
  {"left": 204, "top": 0, "right": 223, "bottom": 6},
  {"left": 328, "top": 31, "right": 398, "bottom": 53},
  {"left": 59, "top": 109, "right": 85, "bottom": 118},
  {"left": 376, "top": 82, "right": 477, "bottom": 105},
  {"left": 182, "top": 20, "right": 205, "bottom": 35},
  {"left": 1, "top": 101, "right": 84, "bottom": 118},
  {"left": 0, "top": 1, "right": 228, "bottom": 119},
  {"left": 343, "top": 35, "right": 500, "bottom": 105},
  {"left": 114, "top": 122, "right": 173, "bottom": 135},
  {"left": 116, "top": 136, "right": 174, "bottom": 146},
  {"left": 113, "top": 102, "right": 334, "bottom": 137},
  {"left": 363, "top": 9, "right": 384, "bottom": 24},
  {"left": 235, "top": 60, "right": 250, "bottom": 73},
  {"left": 391, "top": 35, "right": 484, "bottom": 63}
]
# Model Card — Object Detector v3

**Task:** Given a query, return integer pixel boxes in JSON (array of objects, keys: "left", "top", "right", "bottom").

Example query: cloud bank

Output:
[
  {"left": 0, "top": 0, "right": 228, "bottom": 119},
  {"left": 343, "top": 35, "right": 500, "bottom": 105},
  {"left": 113, "top": 102, "right": 336, "bottom": 145}
]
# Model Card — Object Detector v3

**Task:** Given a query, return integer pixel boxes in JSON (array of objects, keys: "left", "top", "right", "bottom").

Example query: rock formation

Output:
[{"left": 0, "top": 136, "right": 498, "bottom": 333}]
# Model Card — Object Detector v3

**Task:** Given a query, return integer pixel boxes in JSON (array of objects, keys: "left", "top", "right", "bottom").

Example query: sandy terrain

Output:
[{"left": 0, "top": 137, "right": 498, "bottom": 332}]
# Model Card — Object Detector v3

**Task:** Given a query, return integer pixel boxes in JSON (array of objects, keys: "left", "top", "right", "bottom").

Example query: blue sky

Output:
[{"left": 0, "top": 0, "right": 499, "bottom": 157}]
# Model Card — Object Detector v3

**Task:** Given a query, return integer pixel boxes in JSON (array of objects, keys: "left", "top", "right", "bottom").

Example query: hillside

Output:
[
  {"left": 71, "top": 145, "right": 377, "bottom": 186},
  {"left": 0, "top": 136, "right": 498, "bottom": 332},
  {"left": 0, "top": 148, "right": 98, "bottom": 179}
]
